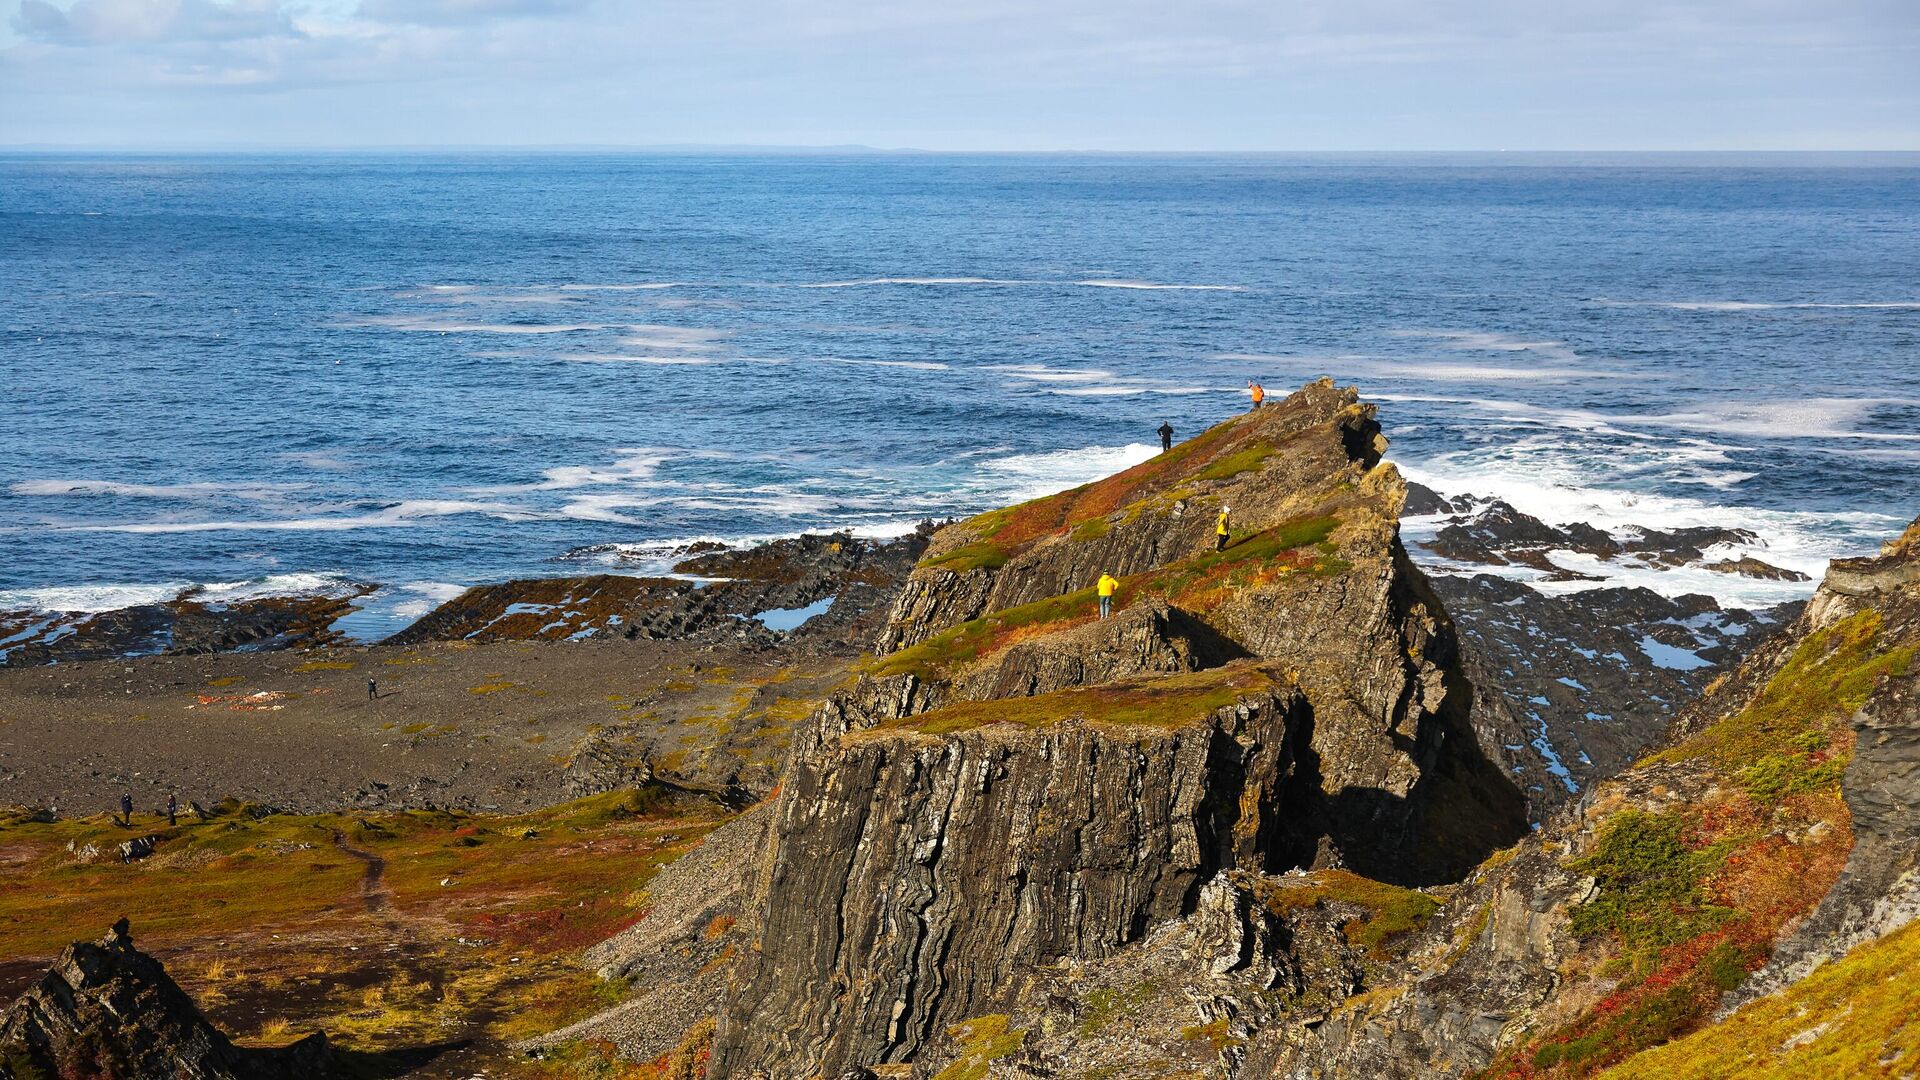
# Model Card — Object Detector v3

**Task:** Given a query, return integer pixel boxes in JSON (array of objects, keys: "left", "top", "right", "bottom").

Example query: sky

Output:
[{"left": 0, "top": 0, "right": 1916, "bottom": 150}]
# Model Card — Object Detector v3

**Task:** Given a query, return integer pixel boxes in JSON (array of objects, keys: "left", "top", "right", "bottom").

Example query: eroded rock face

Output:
[
  {"left": 0, "top": 920, "right": 338, "bottom": 1080},
  {"left": 709, "top": 382, "right": 1530, "bottom": 1079},
  {"left": 953, "top": 602, "right": 1244, "bottom": 703},
  {"left": 713, "top": 684, "right": 1312, "bottom": 1078}
]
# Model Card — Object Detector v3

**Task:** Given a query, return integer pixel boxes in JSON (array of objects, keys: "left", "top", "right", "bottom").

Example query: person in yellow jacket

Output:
[
  {"left": 1215, "top": 506, "right": 1231, "bottom": 551},
  {"left": 1096, "top": 572, "right": 1119, "bottom": 619}
]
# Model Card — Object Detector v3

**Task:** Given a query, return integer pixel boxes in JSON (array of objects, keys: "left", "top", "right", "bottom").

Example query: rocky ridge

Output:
[
  {"left": 705, "top": 381, "right": 1534, "bottom": 1079},
  {"left": 0, "top": 920, "right": 340, "bottom": 1080}
]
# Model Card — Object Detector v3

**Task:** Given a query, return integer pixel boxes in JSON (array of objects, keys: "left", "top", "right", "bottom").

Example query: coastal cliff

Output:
[{"left": 708, "top": 380, "right": 1532, "bottom": 1078}]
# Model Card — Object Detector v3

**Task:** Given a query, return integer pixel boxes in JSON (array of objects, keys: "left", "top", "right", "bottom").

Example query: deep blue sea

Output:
[{"left": 3, "top": 152, "right": 1918, "bottom": 635}]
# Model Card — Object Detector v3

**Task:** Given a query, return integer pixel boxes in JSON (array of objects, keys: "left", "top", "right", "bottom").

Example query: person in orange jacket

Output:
[
  {"left": 1247, "top": 381, "right": 1265, "bottom": 411},
  {"left": 1096, "top": 572, "right": 1119, "bottom": 619}
]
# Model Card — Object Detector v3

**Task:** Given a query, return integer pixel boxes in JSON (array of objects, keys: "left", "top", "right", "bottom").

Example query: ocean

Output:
[{"left": 4, "top": 152, "right": 1918, "bottom": 637}]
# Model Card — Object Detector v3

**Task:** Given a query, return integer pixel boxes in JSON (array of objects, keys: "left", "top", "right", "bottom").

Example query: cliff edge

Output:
[{"left": 709, "top": 380, "right": 1531, "bottom": 1078}]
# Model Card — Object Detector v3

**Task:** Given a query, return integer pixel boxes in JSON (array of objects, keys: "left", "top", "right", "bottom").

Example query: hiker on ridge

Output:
[
  {"left": 1215, "top": 506, "right": 1231, "bottom": 552},
  {"left": 1096, "top": 573, "right": 1119, "bottom": 619},
  {"left": 1158, "top": 421, "right": 1174, "bottom": 452},
  {"left": 1247, "top": 381, "right": 1265, "bottom": 411},
  {"left": 118, "top": 791, "right": 134, "bottom": 827},
  {"left": 166, "top": 793, "right": 177, "bottom": 827}
]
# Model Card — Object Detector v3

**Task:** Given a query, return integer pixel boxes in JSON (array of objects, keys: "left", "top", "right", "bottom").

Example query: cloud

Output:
[
  {"left": 353, "top": 0, "right": 590, "bottom": 26},
  {"left": 0, "top": 0, "right": 1914, "bottom": 147},
  {"left": 13, "top": 0, "right": 301, "bottom": 45}
]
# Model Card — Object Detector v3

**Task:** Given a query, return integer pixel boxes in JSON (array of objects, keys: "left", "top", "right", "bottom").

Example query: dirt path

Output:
[{"left": 330, "top": 832, "right": 390, "bottom": 914}]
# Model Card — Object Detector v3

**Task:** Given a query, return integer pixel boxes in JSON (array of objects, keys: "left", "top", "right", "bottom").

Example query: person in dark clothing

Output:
[
  {"left": 119, "top": 792, "right": 134, "bottom": 828},
  {"left": 368, "top": 678, "right": 378, "bottom": 701},
  {"left": 166, "top": 793, "right": 177, "bottom": 827},
  {"left": 1158, "top": 421, "right": 1174, "bottom": 452}
]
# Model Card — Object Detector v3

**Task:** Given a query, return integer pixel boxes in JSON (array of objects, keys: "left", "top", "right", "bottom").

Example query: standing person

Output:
[
  {"left": 367, "top": 678, "right": 378, "bottom": 701},
  {"left": 166, "top": 793, "right": 177, "bottom": 827},
  {"left": 118, "top": 792, "right": 134, "bottom": 828},
  {"left": 1157, "top": 421, "right": 1174, "bottom": 453},
  {"left": 1215, "top": 506, "right": 1231, "bottom": 552},
  {"left": 1247, "top": 381, "right": 1265, "bottom": 412},
  {"left": 1096, "top": 573, "right": 1119, "bottom": 619}
]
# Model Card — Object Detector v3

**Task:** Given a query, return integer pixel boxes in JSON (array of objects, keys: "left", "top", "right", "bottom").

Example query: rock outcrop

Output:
[
  {"left": 1258, "top": 512, "right": 1920, "bottom": 1078},
  {"left": 390, "top": 530, "right": 929, "bottom": 651},
  {"left": 1432, "top": 573, "right": 1797, "bottom": 805},
  {"left": 0, "top": 589, "right": 371, "bottom": 668},
  {"left": 707, "top": 381, "right": 1531, "bottom": 1079},
  {"left": 1407, "top": 492, "right": 1810, "bottom": 584},
  {"left": 0, "top": 920, "right": 339, "bottom": 1080}
]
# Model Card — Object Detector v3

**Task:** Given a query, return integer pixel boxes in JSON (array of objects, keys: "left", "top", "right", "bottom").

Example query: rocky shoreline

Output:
[
  {"left": 0, "top": 479, "right": 1819, "bottom": 824},
  {"left": 2, "top": 381, "right": 1917, "bottom": 1080}
]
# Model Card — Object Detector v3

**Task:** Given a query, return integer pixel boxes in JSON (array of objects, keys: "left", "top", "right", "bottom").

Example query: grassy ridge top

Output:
[
  {"left": 872, "top": 512, "right": 1340, "bottom": 685},
  {"left": 922, "top": 383, "right": 1368, "bottom": 575},
  {"left": 855, "top": 661, "right": 1289, "bottom": 738}
]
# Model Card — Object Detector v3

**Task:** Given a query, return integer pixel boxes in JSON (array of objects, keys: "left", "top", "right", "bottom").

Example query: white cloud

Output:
[
  {"left": 14, "top": 0, "right": 300, "bottom": 44},
  {"left": 353, "top": 0, "right": 588, "bottom": 27},
  {"left": 0, "top": 0, "right": 1914, "bottom": 147}
]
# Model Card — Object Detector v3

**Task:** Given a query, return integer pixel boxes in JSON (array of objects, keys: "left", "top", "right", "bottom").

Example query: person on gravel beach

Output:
[
  {"left": 368, "top": 678, "right": 378, "bottom": 701},
  {"left": 118, "top": 792, "right": 133, "bottom": 827}
]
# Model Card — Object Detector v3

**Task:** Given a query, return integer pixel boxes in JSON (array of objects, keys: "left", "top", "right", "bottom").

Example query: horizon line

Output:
[{"left": 3, "top": 144, "right": 1919, "bottom": 158}]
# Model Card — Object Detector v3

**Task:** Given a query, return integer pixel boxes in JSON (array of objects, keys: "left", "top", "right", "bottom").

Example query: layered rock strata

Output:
[{"left": 709, "top": 381, "right": 1531, "bottom": 1078}]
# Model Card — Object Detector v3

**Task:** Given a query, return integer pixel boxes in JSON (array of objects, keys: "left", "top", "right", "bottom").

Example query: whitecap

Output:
[
  {"left": 1608, "top": 299, "right": 1920, "bottom": 312},
  {"left": 792, "top": 277, "right": 1033, "bottom": 288},
  {"left": 822, "top": 357, "right": 952, "bottom": 371},
  {"left": 1073, "top": 279, "right": 1248, "bottom": 291},
  {"left": 973, "top": 443, "right": 1161, "bottom": 504},
  {"left": 14, "top": 479, "right": 308, "bottom": 500},
  {"left": 346, "top": 314, "right": 611, "bottom": 334},
  {"left": 564, "top": 354, "right": 718, "bottom": 365},
  {"left": 0, "top": 582, "right": 191, "bottom": 613},
  {"left": 987, "top": 364, "right": 1114, "bottom": 384},
  {"left": 61, "top": 499, "right": 532, "bottom": 534}
]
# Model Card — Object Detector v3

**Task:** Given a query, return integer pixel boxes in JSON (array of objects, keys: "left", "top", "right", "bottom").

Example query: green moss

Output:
[
  {"left": 923, "top": 540, "right": 1013, "bottom": 574},
  {"left": 1070, "top": 516, "right": 1113, "bottom": 541},
  {"left": 874, "top": 663, "right": 1284, "bottom": 737},
  {"left": 867, "top": 588, "right": 1100, "bottom": 681},
  {"left": 1181, "top": 1017, "right": 1237, "bottom": 1051},
  {"left": 1653, "top": 609, "right": 1913, "bottom": 776},
  {"left": 1736, "top": 753, "right": 1844, "bottom": 803},
  {"left": 1253, "top": 870, "right": 1441, "bottom": 956},
  {"left": 1078, "top": 980, "right": 1161, "bottom": 1035},
  {"left": 1566, "top": 809, "right": 1732, "bottom": 957},
  {"left": 932, "top": 1015, "right": 1026, "bottom": 1080},
  {"left": 1192, "top": 442, "right": 1280, "bottom": 482}
]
